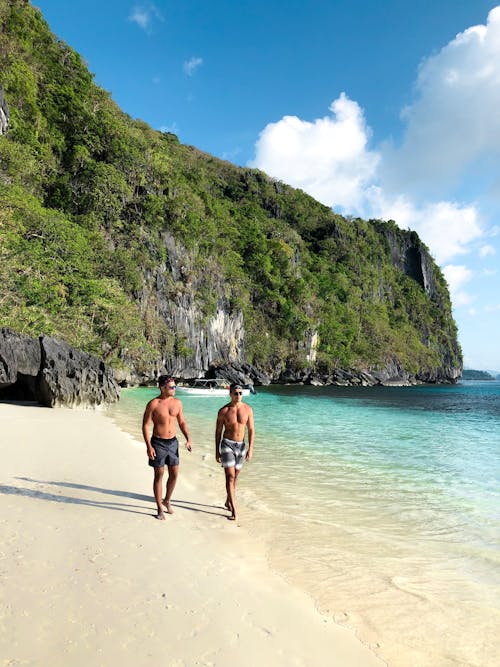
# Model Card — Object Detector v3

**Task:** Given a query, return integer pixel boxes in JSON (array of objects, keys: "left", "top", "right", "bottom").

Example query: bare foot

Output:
[
  {"left": 227, "top": 514, "right": 237, "bottom": 521},
  {"left": 163, "top": 499, "right": 174, "bottom": 514},
  {"left": 155, "top": 511, "right": 166, "bottom": 521}
]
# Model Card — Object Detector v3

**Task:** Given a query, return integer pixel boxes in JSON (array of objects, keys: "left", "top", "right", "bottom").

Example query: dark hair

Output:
[
  {"left": 229, "top": 382, "right": 243, "bottom": 392},
  {"left": 158, "top": 375, "right": 174, "bottom": 387}
]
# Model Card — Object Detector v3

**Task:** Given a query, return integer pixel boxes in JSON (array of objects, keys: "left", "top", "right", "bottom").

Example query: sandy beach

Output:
[{"left": 0, "top": 402, "right": 385, "bottom": 667}]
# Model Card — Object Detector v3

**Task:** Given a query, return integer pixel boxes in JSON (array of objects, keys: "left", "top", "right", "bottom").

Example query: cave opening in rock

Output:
[
  {"left": 404, "top": 247, "right": 425, "bottom": 289},
  {"left": 0, "top": 375, "right": 38, "bottom": 402}
]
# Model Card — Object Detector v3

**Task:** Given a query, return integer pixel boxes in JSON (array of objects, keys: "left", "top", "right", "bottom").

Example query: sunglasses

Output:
[
  {"left": 163, "top": 385, "right": 176, "bottom": 389},
  {"left": 233, "top": 391, "right": 243, "bottom": 395}
]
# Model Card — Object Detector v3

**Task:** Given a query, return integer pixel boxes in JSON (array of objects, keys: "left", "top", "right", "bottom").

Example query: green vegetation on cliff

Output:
[{"left": 0, "top": 0, "right": 461, "bottom": 378}]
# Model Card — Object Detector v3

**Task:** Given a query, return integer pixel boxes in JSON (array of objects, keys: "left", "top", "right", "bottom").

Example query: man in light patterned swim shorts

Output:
[
  {"left": 219, "top": 437, "right": 246, "bottom": 470},
  {"left": 215, "top": 383, "right": 254, "bottom": 521}
]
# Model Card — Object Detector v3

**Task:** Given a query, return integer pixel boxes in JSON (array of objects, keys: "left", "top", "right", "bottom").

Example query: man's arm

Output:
[
  {"left": 245, "top": 406, "right": 254, "bottom": 461},
  {"left": 142, "top": 400, "right": 156, "bottom": 460},
  {"left": 215, "top": 409, "right": 225, "bottom": 462},
  {"left": 176, "top": 402, "right": 192, "bottom": 451}
]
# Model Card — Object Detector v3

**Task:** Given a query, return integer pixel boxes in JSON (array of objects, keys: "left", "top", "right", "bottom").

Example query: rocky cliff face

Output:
[
  {"left": 159, "top": 295, "right": 245, "bottom": 379},
  {"left": 0, "top": 328, "right": 120, "bottom": 407},
  {"left": 380, "top": 227, "right": 461, "bottom": 383},
  {"left": 130, "top": 233, "right": 247, "bottom": 383},
  {"left": 383, "top": 227, "right": 440, "bottom": 301},
  {"left": 126, "top": 228, "right": 461, "bottom": 387}
]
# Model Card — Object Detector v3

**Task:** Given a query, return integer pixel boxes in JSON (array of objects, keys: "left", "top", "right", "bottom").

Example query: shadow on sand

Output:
[{"left": 6, "top": 477, "right": 228, "bottom": 518}]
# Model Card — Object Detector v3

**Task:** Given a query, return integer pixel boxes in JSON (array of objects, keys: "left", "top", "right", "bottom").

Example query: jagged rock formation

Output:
[
  {"left": 0, "top": 87, "right": 8, "bottom": 135},
  {"left": 383, "top": 227, "right": 440, "bottom": 301},
  {"left": 0, "top": 328, "right": 120, "bottom": 407},
  {"left": 0, "top": 328, "right": 40, "bottom": 397},
  {"left": 150, "top": 233, "right": 246, "bottom": 377}
]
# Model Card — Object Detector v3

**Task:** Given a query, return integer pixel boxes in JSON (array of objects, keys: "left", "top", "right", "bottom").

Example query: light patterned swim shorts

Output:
[{"left": 220, "top": 438, "right": 246, "bottom": 470}]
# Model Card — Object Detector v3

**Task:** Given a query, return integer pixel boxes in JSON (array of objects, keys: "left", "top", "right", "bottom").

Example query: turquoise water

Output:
[{"left": 108, "top": 381, "right": 500, "bottom": 667}]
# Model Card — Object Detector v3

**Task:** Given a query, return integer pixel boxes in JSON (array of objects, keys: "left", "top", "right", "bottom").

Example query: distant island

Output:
[{"left": 461, "top": 369, "right": 495, "bottom": 380}]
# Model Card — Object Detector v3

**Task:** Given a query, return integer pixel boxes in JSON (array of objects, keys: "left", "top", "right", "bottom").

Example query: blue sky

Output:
[{"left": 34, "top": 1, "right": 500, "bottom": 372}]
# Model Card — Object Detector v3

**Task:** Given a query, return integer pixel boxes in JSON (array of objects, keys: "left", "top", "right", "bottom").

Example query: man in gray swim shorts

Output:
[
  {"left": 149, "top": 435, "right": 179, "bottom": 468},
  {"left": 142, "top": 376, "right": 192, "bottom": 520},
  {"left": 215, "top": 383, "right": 254, "bottom": 521}
]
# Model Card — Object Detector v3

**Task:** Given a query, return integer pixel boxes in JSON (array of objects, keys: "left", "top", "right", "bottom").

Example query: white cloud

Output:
[
  {"left": 183, "top": 57, "right": 203, "bottom": 76},
  {"left": 480, "top": 244, "right": 496, "bottom": 256},
  {"left": 415, "top": 203, "right": 482, "bottom": 265},
  {"left": 485, "top": 303, "right": 500, "bottom": 312},
  {"left": 364, "top": 189, "right": 482, "bottom": 264},
  {"left": 383, "top": 6, "right": 500, "bottom": 195},
  {"left": 250, "top": 93, "right": 379, "bottom": 212},
  {"left": 250, "top": 8, "right": 500, "bottom": 268},
  {"left": 443, "top": 264, "right": 474, "bottom": 306},
  {"left": 250, "top": 92, "right": 483, "bottom": 265},
  {"left": 129, "top": 4, "right": 163, "bottom": 32}
]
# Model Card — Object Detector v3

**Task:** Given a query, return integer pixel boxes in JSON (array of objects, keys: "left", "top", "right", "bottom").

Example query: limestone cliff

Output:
[
  {"left": 375, "top": 225, "right": 461, "bottom": 384},
  {"left": 140, "top": 233, "right": 246, "bottom": 379},
  {"left": 122, "top": 223, "right": 461, "bottom": 387}
]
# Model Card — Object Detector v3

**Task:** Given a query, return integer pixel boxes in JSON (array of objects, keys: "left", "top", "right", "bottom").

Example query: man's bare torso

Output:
[
  {"left": 150, "top": 397, "right": 182, "bottom": 439},
  {"left": 220, "top": 402, "right": 252, "bottom": 441}
]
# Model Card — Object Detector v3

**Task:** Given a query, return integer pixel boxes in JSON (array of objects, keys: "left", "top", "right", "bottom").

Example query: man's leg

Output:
[
  {"left": 153, "top": 466, "right": 166, "bottom": 520},
  {"left": 224, "top": 466, "right": 239, "bottom": 520},
  {"left": 225, "top": 468, "right": 241, "bottom": 512},
  {"left": 163, "top": 465, "right": 179, "bottom": 514}
]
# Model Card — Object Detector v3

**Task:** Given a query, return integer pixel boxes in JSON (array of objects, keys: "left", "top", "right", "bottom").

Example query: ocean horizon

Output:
[{"left": 107, "top": 380, "right": 500, "bottom": 667}]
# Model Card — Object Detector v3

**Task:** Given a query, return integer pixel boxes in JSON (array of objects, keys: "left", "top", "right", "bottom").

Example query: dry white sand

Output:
[{"left": 0, "top": 402, "right": 385, "bottom": 667}]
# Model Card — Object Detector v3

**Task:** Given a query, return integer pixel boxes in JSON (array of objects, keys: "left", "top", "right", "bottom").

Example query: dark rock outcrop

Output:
[
  {"left": 206, "top": 362, "right": 271, "bottom": 387},
  {"left": 381, "top": 226, "right": 441, "bottom": 301},
  {"left": 38, "top": 335, "right": 120, "bottom": 407},
  {"left": 0, "top": 328, "right": 120, "bottom": 407},
  {"left": 231, "top": 356, "right": 459, "bottom": 388},
  {"left": 0, "top": 329, "right": 41, "bottom": 400}
]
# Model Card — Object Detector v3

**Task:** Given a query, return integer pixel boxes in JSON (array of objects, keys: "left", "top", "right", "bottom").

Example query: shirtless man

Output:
[
  {"left": 142, "top": 376, "right": 192, "bottom": 520},
  {"left": 215, "top": 383, "right": 254, "bottom": 521}
]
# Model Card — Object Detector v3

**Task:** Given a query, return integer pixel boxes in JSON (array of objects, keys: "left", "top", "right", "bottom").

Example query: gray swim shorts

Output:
[
  {"left": 149, "top": 436, "right": 179, "bottom": 468},
  {"left": 220, "top": 438, "right": 246, "bottom": 470}
]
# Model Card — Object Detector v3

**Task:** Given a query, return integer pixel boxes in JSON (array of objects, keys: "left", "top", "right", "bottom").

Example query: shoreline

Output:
[
  {"left": 0, "top": 401, "right": 385, "bottom": 667},
  {"left": 107, "top": 385, "right": 500, "bottom": 667}
]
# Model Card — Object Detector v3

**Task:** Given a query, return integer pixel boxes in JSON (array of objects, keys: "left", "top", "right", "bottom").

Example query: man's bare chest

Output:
[
  {"left": 153, "top": 404, "right": 179, "bottom": 421},
  {"left": 225, "top": 407, "right": 248, "bottom": 425}
]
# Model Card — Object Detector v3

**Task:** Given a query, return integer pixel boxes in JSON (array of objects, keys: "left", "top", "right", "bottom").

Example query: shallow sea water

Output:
[{"left": 108, "top": 381, "right": 500, "bottom": 667}]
